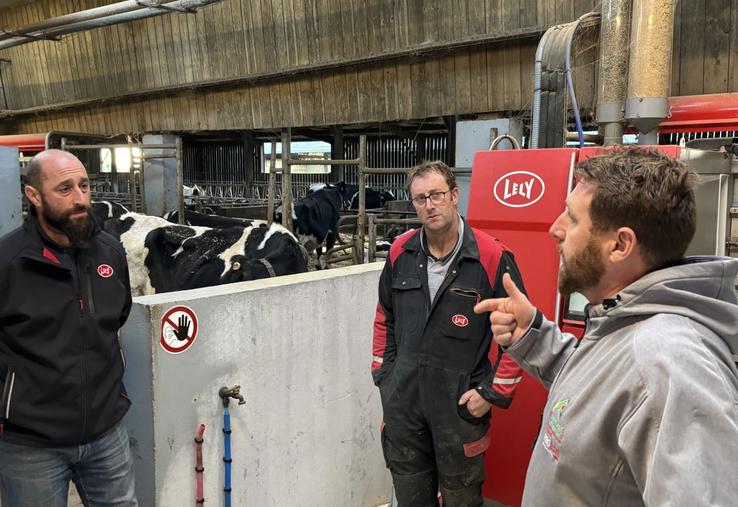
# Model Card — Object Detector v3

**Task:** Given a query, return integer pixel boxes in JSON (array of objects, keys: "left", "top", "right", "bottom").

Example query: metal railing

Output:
[{"left": 61, "top": 138, "right": 184, "bottom": 223}]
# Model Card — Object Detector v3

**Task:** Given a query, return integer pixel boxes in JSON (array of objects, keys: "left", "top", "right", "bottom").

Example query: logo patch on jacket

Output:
[
  {"left": 451, "top": 314, "right": 469, "bottom": 327},
  {"left": 97, "top": 264, "right": 114, "bottom": 278},
  {"left": 542, "top": 398, "right": 569, "bottom": 462}
]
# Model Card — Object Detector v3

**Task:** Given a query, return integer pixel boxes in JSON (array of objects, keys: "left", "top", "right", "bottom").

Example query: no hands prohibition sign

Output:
[{"left": 160, "top": 305, "right": 199, "bottom": 354}]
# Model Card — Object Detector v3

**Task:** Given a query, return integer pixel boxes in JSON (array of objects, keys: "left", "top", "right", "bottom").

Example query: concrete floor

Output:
[
  {"left": 71, "top": 484, "right": 511, "bottom": 506},
  {"left": 376, "top": 498, "right": 510, "bottom": 507},
  {"left": 68, "top": 485, "right": 83, "bottom": 506}
]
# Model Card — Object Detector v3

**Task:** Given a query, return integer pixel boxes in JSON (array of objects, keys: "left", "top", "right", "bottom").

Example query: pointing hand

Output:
[{"left": 473, "top": 273, "right": 535, "bottom": 347}]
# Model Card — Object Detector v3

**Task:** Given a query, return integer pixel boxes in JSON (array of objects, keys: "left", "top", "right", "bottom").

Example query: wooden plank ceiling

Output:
[{"left": 0, "top": 0, "right": 677, "bottom": 135}]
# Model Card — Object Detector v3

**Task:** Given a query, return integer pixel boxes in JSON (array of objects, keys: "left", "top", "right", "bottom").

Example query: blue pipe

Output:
[{"left": 223, "top": 405, "right": 232, "bottom": 507}]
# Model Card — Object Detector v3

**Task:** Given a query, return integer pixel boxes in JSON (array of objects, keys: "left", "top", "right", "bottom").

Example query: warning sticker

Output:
[{"left": 160, "top": 305, "right": 199, "bottom": 354}]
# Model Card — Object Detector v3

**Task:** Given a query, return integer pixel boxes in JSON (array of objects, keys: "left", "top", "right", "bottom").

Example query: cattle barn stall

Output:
[
  {"left": 181, "top": 130, "right": 450, "bottom": 203},
  {"left": 3, "top": 131, "right": 185, "bottom": 219}
]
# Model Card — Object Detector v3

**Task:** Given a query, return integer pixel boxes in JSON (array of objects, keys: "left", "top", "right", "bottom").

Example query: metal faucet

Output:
[{"left": 218, "top": 385, "right": 246, "bottom": 407}]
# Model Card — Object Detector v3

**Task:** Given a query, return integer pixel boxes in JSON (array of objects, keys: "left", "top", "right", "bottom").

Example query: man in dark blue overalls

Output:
[{"left": 372, "top": 160, "right": 527, "bottom": 506}]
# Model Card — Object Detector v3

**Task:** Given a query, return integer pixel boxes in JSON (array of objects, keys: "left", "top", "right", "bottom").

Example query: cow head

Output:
[
  {"left": 103, "top": 215, "right": 136, "bottom": 240},
  {"left": 91, "top": 200, "right": 130, "bottom": 226},
  {"left": 219, "top": 254, "right": 253, "bottom": 282},
  {"left": 221, "top": 254, "right": 283, "bottom": 282}
]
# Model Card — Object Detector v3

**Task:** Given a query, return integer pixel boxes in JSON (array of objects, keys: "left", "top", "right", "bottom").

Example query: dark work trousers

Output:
[{"left": 380, "top": 359, "right": 491, "bottom": 507}]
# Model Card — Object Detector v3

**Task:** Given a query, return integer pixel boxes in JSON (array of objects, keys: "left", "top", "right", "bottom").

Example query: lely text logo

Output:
[{"left": 493, "top": 171, "right": 545, "bottom": 208}]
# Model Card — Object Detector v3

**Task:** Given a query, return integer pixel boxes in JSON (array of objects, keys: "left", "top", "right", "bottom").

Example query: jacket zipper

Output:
[
  {"left": 76, "top": 253, "right": 89, "bottom": 442},
  {"left": 423, "top": 259, "right": 461, "bottom": 330},
  {"left": 1, "top": 370, "right": 15, "bottom": 420},
  {"left": 85, "top": 260, "right": 96, "bottom": 315},
  {"left": 0, "top": 369, "right": 15, "bottom": 437}
]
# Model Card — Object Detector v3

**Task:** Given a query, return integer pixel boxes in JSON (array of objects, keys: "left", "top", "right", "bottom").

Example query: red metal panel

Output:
[
  {"left": 579, "top": 145, "right": 681, "bottom": 161},
  {"left": 0, "top": 133, "right": 46, "bottom": 152},
  {"left": 660, "top": 93, "right": 738, "bottom": 133},
  {"left": 467, "top": 148, "right": 578, "bottom": 507},
  {"left": 560, "top": 321, "right": 585, "bottom": 338}
]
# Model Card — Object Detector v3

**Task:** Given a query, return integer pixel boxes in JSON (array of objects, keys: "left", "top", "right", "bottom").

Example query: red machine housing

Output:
[{"left": 467, "top": 148, "right": 576, "bottom": 506}]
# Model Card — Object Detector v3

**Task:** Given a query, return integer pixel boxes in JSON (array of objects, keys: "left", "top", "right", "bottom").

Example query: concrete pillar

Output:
[
  {"left": 142, "top": 134, "right": 180, "bottom": 216},
  {"left": 0, "top": 146, "right": 22, "bottom": 239}
]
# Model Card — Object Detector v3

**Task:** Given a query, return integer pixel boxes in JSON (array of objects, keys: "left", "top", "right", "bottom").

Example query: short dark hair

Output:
[
  {"left": 575, "top": 147, "right": 697, "bottom": 268},
  {"left": 406, "top": 160, "right": 457, "bottom": 195},
  {"left": 24, "top": 155, "right": 44, "bottom": 189}
]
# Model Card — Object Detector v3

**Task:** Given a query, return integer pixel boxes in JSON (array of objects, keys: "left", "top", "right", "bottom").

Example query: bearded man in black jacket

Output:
[{"left": 0, "top": 149, "right": 137, "bottom": 506}]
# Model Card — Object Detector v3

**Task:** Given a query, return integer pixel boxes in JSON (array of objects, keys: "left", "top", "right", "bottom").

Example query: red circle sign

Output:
[{"left": 160, "top": 306, "right": 199, "bottom": 354}]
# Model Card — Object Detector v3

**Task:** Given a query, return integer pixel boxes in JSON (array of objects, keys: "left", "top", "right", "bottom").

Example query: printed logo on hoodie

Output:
[{"left": 543, "top": 398, "right": 569, "bottom": 461}]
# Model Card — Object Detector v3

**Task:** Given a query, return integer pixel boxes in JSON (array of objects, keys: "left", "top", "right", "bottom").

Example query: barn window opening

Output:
[
  {"left": 262, "top": 141, "right": 331, "bottom": 174},
  {"left": 100, "top": 147, "right": 142, "bottom": 174}
]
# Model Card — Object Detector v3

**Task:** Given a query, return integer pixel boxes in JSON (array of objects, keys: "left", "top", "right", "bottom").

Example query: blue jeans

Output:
[{"left": 0, "top": 422, "right": 137, "bottom": 507}]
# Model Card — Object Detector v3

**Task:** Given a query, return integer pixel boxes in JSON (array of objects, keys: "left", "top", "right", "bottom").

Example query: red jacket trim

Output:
[
  {"left": 43, "top": 247, "right": 61, "bottom": 265},
  {"left": 372, "top": 303, "right": 388, "bottom": 373},
  {"left": 388, "top": 228, "right": 418, "bottom": 266}
]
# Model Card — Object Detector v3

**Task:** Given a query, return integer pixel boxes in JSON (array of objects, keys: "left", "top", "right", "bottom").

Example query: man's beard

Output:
[
  {"left": 557, "top": 236, "right": 605, "bottom": 297},
  {"left": 42, "top": 199, "right": 94, "bottom": 248}
]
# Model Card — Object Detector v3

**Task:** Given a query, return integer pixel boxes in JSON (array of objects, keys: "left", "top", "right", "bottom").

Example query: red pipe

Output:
[
  {"left": 195, "top": 424, "right": 206, "bottom": 505},
  {"left": 0, "top": 133, "right": 46, "bottom": 152},
  {"left": 660, "top": 93, "right": 738, "bottom": 133}
]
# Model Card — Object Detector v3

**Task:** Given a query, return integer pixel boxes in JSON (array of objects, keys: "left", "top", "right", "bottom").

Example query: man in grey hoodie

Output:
[{"left": 474, "top": 147, "right": 738, "bottom": 506}]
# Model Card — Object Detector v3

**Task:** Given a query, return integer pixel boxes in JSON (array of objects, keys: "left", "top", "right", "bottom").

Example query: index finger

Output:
[{"left": 473, "top": 297, "right": 507, "bottom": 314}]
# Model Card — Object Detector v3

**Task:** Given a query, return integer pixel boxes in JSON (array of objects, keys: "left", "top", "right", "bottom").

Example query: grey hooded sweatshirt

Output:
[{"left": 508, "top": 257, "right": 738, "bottom": 507}]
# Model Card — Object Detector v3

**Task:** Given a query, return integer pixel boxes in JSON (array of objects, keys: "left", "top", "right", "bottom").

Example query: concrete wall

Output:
[
  {"left": 0, "top": 146, "right": 22, "bottom": 239},
  {"left": 121, "top": 263, "right": 390, "bottom": 506}
]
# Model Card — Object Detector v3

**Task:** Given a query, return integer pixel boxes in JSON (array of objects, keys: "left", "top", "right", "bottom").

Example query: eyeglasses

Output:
[{"left": 411, "top": 190, "right": 450, "bottom": 207}]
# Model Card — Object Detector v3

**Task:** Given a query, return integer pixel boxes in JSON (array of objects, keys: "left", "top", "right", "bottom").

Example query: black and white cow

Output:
[
  {"left": 91, "top": 200, "right": 130, "bottom": 223},
  {"left": 103, "top": 212, "right": 307, "bottom": 295},
  {"left": 163, "top": 209, "right": 254, "bottom": 229},
  {"left": 306, "top": 182, "right": 396, "bottom": 210},
  {"left": 344, "top": 185, "right": 395, "bottom": 210},
  {"left": 276, "top": 184, "right": 343, "bottom": 269}
]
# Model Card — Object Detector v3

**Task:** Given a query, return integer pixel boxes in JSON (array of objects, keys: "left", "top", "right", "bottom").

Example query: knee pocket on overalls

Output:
[
  {"left": 437, "top": 423, "right": 489, "bottom": 491},
  {"left": 381, "top": 425, "right": 409, "bottom": 472},
  {"left": 381, "top": 424, "right": 432, "bottom": 475},
  {"left": 441, "top": 455, "right": 487, "bottom": 490}
]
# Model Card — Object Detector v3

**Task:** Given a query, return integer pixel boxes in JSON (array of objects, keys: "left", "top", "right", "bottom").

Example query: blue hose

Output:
[{"left": 223, "top": 405, "right": 232, "bottom": 507}]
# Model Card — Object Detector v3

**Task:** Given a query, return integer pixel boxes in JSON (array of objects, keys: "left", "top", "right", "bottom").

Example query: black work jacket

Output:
[
  {"left": 372, "top": 221, "right": 526, "bottom": 410},
  {"left": 0, "top": 214, "right": 132, "bottom": 446}
]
